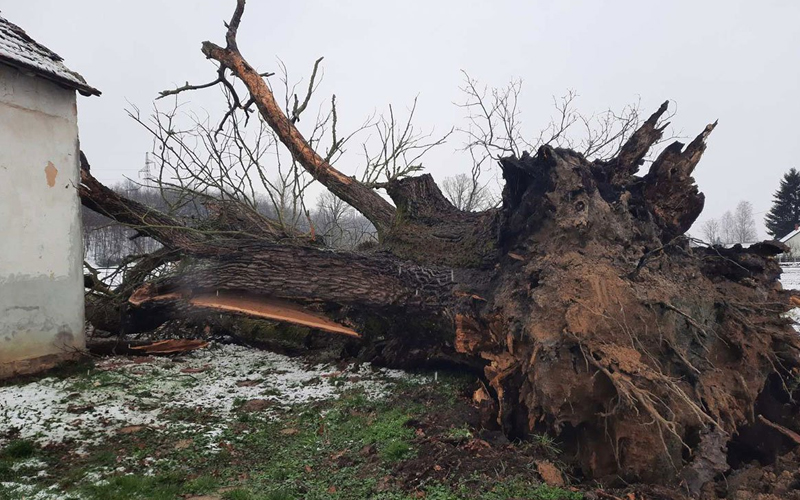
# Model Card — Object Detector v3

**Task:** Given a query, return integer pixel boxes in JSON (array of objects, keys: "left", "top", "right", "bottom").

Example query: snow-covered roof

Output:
[
  {"left": 780, "top": 227, "right": 800, "bottom": 243},
  {"left": 0, "top": 15, "right": 100, "bottom": 96}
]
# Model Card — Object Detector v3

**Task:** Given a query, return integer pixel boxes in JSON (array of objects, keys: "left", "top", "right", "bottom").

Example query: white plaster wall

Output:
[
  {"left": 784, "top": 234, "right": 800, "bottom": 255},
  {"left": 0, "top": 63, "right": 85, "bottom": 366}
]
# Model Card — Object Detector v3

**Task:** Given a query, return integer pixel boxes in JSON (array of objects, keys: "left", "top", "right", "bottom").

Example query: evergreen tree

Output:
[{"left": 765, "top": 168, "right": 800, "bottom": 239}]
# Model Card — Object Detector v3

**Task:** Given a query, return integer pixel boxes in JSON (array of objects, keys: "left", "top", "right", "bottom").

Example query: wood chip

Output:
[
  {"left": 181, "top": 365, "right": 211, "bottom": 374},
  {"left": 472, "top": 385, "right": 491, "bottom": 404},
  {"left": 239, "top": 399, "right": 273, "bottom": 412},
  {"left": 118, "top": 425, "right": 147, "bottom": 434},
  {"left": 130, "top": 339, "right": 209, "bottom": 355},
  {"left": 174, "top": 439, "right": 193, "bottom": 450},
  {"left": 535, "top": 460, "right": 565, "bottom": 487}
]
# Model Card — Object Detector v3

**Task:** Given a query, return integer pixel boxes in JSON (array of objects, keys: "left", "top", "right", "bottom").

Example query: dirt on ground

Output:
[{"left": 388, "top": 381, "right": 800, "bottom": 500}]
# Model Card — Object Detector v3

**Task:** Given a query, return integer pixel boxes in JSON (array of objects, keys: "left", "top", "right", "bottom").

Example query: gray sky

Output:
[{"left": 3, "top": 0, "right": 799, "bottom": 237}]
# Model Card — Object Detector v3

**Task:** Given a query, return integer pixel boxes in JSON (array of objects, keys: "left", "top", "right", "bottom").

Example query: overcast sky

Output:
[{"left": 3, "top": 0, "right": 799, "bottom": 237}]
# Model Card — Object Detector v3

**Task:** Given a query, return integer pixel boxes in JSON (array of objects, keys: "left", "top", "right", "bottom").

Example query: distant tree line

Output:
[
  {"left": 699, "top": 200, "right": 757, "bottom": 246},
  {"left": 83, "top": 180, "right": 165, "bottom": 266},
  {"left": 84, "top": 180, "right": 381, "bottom": 266},
  {"left": 697, "top": 167, "right": 800, "bottom": 249}
]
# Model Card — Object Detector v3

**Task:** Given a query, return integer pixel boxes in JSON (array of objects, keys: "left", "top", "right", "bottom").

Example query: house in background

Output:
[
  {"left": 780, "top": 226, "right": 800, "bottom": 260},
  {"left": 0, "top": 15, "right": 99, "bottom": 377}
]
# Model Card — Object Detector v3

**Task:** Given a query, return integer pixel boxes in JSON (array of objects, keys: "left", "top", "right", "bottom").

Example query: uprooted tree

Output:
[{"left": 79, "top": 0, "right": 800, "bottom": 492}]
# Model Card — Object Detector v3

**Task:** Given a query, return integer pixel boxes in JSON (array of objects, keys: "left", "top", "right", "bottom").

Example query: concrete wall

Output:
[{"left": 0, "top": 63, "right": 85, "bottom": 377}]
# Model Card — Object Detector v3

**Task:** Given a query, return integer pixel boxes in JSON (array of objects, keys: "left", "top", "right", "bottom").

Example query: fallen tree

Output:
[{"left": 79, "top": 0, "right": 800, "bottom": 493}]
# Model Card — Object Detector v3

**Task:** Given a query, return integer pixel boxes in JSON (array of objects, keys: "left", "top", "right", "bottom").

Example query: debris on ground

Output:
[{"left": 129, "top": 338, "right": 209, "bottom": 355}]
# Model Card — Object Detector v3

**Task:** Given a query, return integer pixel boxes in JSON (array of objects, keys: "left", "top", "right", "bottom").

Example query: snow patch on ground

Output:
[
  {"left": 781, "top": 264, "right": 800, "bottom": 290},
  {"left": 0, "top": 344, "right": 424, "bottom": 498},
  {"left": 0, "top": 482, "right": 71, "bottom": 500},
  {"left": 0, "top": 344, "right": 423, "bottom": 450}
]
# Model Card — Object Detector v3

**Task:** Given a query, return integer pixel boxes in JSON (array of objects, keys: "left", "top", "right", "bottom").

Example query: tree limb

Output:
[{"left": 197, "top": 1, "right": 396, "bottom": 232}]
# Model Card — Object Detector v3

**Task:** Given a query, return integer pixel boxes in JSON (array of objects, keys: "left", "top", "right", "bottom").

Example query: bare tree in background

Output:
[
  {"left": 721, "top": 210, "right": 736, "bottom": 244},
  {"left": 311, "top": 190, "right": 376, "bottom": 249},
  {"left": 455, "top": 74, "right": 679, "bottom": 217},
  {"left": 715, "top": 201, "right": 757, "bottom": 245},
  {"left": 700, "top": 218, "right": 722, "bottom": 245},
  {"left": 733, "top": 200, "right": 757, "bottom": 244},
  {"left": 458, "top": 72, "right": 677, "bottom": 168},
  {"left": 441, "top": 173, "right": 495, "bottom": 211}
]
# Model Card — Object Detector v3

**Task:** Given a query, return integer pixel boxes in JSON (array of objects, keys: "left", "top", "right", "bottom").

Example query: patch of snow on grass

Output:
[
  {"left": 0, "top": 344, "right": 424, "bottom": 450},
  {"left": 10, "top": 458, "right": 48, "bottom": 472},
  {"left": 0, "top": 482, "right": 75, "bottom": 500}
]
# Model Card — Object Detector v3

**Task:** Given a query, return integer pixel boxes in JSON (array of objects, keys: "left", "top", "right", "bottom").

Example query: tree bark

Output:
[{"left": 200, "top": 39, "right": 396, "bottom": 234}]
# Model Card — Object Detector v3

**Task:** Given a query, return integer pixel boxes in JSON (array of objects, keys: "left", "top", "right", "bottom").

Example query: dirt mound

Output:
[{"left": 711, "top": 450, "right": 800, "bottom": 500}]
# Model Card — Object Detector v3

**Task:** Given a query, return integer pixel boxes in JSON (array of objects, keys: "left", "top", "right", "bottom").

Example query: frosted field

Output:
[
  {"left": 0, "top": 344, "right": 425, "bottom": 498},
  {"left": 781, "top": 264, "right": 800, "bottom": 291}
]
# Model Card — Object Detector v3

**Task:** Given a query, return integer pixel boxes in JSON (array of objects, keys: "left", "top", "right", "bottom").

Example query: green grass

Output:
[
  {"left": 2, "top": 440, "right": 36, "bottom": 460},
  {"left": 221, "top": 489, "right": 259, "bottom": 500},
  {"left": 184, "top": 474, "right": 219, "bottom": 494},
  {"left": 0, "top": 440, "right": 40, "bottom": 482},
  {"left": 486, "top": 481, "right": 583, "bottom": 500},
  {"left": 531, "top": 433, "right": 561, "bottom": 455},
  {"left": 446, "top": 424, "right": 473, "bottom": 441},
  {"left": 0, "top": 369, "right": 583, "bottom": 500},
  {"left": 80, "top": 473, "right": 185, "bottom": 500}
]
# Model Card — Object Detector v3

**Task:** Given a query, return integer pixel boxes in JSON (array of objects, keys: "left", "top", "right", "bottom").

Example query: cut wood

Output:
[
  {"left": 129, "top": 339, "right": 209, "bottom": 355},
  {"left": 189, "top": 292, "right": 360, "bottom": 337}
]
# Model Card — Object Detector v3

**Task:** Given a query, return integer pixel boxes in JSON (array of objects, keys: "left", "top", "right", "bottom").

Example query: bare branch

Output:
[{"left": 291, "top": 57, "right": 324, "bottom": 124}]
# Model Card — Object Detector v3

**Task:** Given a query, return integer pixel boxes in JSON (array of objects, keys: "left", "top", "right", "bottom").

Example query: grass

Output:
[
  {"left": 0, "top": 439, "right": 40, "bottom": 482},
  {"left": 531, "top": 432, "right": 562, "bottom": 455},
  {"left": 2, "top": 440, "right": 36, "bottom": 460},
  {"left": 446, "top": 424, "right": 473, "bottom": 441},
  {"left": 0, "top": 364, "right": 583, "bottom": 500},
  {"left": 81, "top": 473, "right": 185, "bottom": 500}
]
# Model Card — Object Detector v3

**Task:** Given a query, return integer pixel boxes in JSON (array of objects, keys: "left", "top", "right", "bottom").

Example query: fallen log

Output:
[{"left": 77, "top": 0, "right": 800, "bottom": 491}]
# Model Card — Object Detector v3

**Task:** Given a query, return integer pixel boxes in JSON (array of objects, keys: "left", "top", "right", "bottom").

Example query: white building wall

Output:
[
  {"left": 0, "top": 64, "right": 85, "bottom": 376},
  {"left": 783, "top": 234, "right": 800, "bottom": 257}
]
